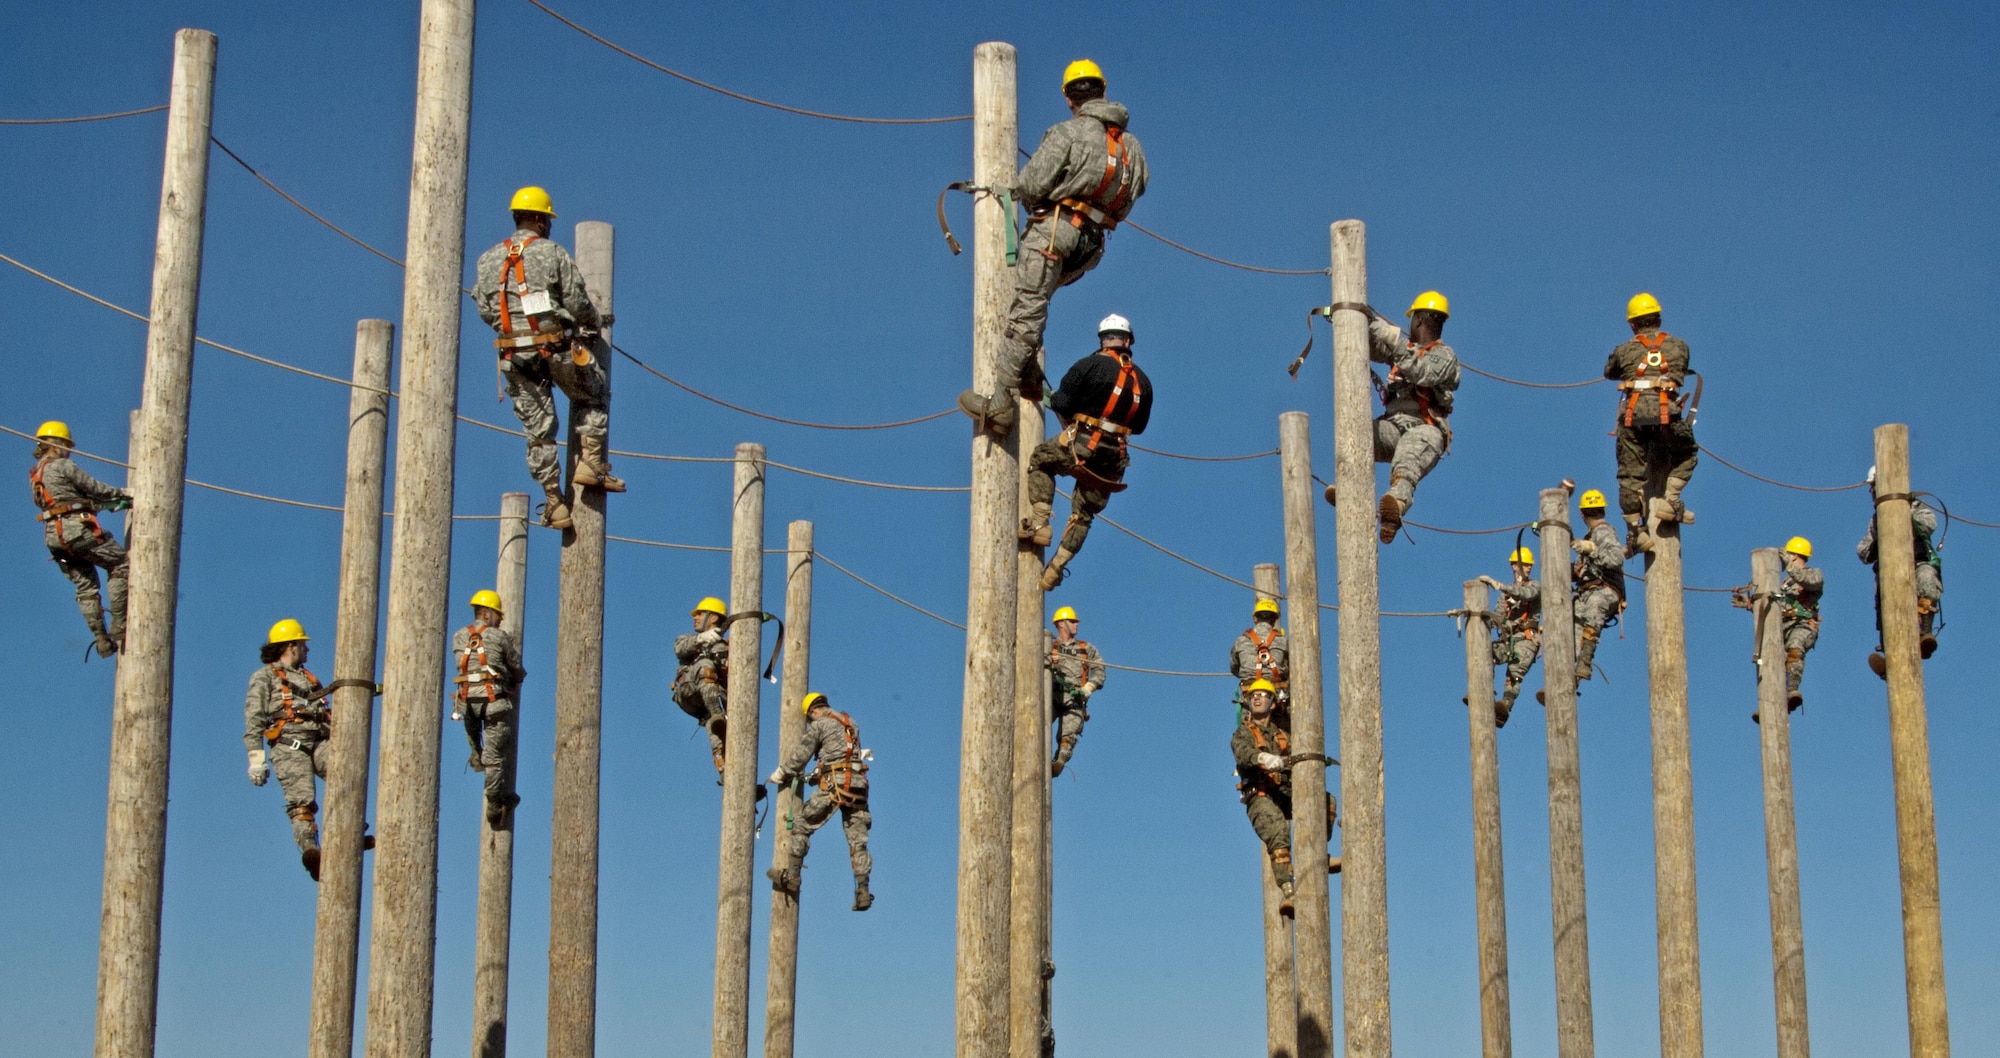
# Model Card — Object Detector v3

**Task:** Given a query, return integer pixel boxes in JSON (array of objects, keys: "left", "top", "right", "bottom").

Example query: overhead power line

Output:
[{"left": 0, "top": 104, "right": 168, "bottom": 125}]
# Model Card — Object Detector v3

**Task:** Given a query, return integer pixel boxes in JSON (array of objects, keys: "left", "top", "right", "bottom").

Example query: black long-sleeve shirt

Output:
[{"left": 1049, "top": 349, "right": 1153, "bottom": 434}]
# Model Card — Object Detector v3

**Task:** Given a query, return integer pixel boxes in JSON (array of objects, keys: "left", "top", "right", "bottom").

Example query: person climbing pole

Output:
[
  {"left": 673, "top": 595, "right": 734, "bottom": 775},
  {"left": 1230, "top": 596, "right": 1290, "bottom": 721},
  {"left": 452, "top": 589, "right": 526, "bottom": 827},
  {"left": 28, "top": 420, "right": 131, "bottom": 658},
  {"left": 1606, "top": 292, "right": 1697, "bottom": 557},
  {"left": 1323, "top": 293, "right": 1460, "bottom": 543},
  {"left": 1857, "top": 466, "right": 1942, "bottom": 677},
  {"left": 1541, "top": 489, "right": 1624, "bottom": 704},
  {"left": 472, "top": 185, "right": 623, "bottom": 531},
  {"left": 1773, "top": 536, "right": 1824, "bottom": 713},
  {"left": 1232, "top": 679, "right": 1339, "bottom": 917},
  {"left": 1021, "top": 313, "right": 1153, "bottom": 591},
  {"left": 1479, "top": 548, "right": 1541, "bottom": 729},
  {"left": 958, "top": 59, "right": 1148, "bottom": 438},
  {"left": 1046, "top": 605, "right": 1105, "bottom": 776},
  {"left": 766, "top": 692, "right": 875, "bottom": 911},
  {"left": 244, "top": 619, "right": 370, "bottom": 880}
]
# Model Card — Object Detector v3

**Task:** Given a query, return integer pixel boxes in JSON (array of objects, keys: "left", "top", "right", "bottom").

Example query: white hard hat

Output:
[{"left": 1097, "top": 313, "right": 1133, "bottom": 337}]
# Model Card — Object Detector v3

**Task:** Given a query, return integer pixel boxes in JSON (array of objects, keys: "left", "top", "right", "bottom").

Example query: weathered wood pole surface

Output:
[
  {"left": 1008, "top": 397, "right": 1050, "bottom": 1058},
  {"left": 307, "top": 320, "right": 393, "bottom": 1058},
  {"left": 1643, "top": 525, "right": 1702, "bottom": 1058},
  {"left": 1749, "top": 548, "right": 1809, "bottom": 1058},
  {"left": 363, "top": 1, "right": 474, "bottom": 1052},
  {"left": 471, "top": 492, "right": 530, "bottom": 1058},
  {"left": 762, "top": 520, "right": 814, "bottom": 1058},
  {"left": 1278, "top": 412, "right": 1334, "bottom": 1057},
  {"left": 1871, "top": 424, "right": 1950, "bottom": 1057},
  {"left": 1538, "top": 487, "right": 1594, "bottom": 1058},
  {"left": 1328, "top": 219, "right": 1390, "bottom": 1057},
  {"left": 957, "top": 40, "right": 1019, "bottom": 1058},
  {"left": 546, "top": 219, "right": 614, "bottom": 1058},
  {"left": 713, "top": 443, "right": 767, "bottom": 1058},
  {"left": 95, "top": 28, "right": 215, "bottom": 1058},
  {"left": 1255, "top": 562, "right": 1299, "bottom": 1058},
  {"left": 1461, "top": 580, "right": 1511, "bottom": 1058}
]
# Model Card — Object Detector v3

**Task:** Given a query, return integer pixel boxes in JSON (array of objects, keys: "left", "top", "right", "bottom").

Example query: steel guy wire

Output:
[{"left": 0, "top": 105, "right": 168, "bottom": 125}]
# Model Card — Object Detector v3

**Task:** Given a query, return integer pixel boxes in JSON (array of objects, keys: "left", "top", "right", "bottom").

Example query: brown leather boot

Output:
[
  {"left": 541, "top": 486, "right": 574, "bottom": 530},
  {"left": 1018, "top": 501, "right": 1053, "bottom": 547},
  {"left": 1040, "top": 547, "right": 1075, "bottom": 592},
  {"left": 572, "top": 434, "right": 626, "bottom": 493},
  {"left": 1377, "top": 492, "right": 1404, "bottom": 544}
]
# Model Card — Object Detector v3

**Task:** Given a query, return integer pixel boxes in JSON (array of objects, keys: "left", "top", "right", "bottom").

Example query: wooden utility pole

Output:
[
  {"left": 1009, "top": 394, "right": 1051, "bottom": 1058},
  {"left": 1538, "top": 488, "right": 1594, "bottom": 1058},
  {"left": 307, "top": 319, "right": 393, "bottom": 1058},
  {"left": 364, "top": 1, "right": 474, "bottom": 1052},
  {"left": 1460, "top": 580, "right": 1512, "bottom": 1058},
  {"left": 1642, "top": 520, "right": 1702, "bottom": 1058},
  {"left": 1328, "top": 220, "right": 1390, "bottom": 1056},
  {"left": 713, "top": 442, "right": 767, "bottom": 1058},
  {"left": 95, "top": 28, "right": 215, "bottom": 1058},
  {"left": 1254, "top": 563, "right": 1299, "bottom": 1058},
  {"left": 1749, "top": 548, "right": 1809, "bottom": 1058},
  {"left": 958, "top": 40, "right": 1019, "bottom": 1058},
  {"left": 762, "top": 520, "right": 813, "bottom": 1058},
  {"left": 1278, "top": 412, "right": 1334, "bottom": 1057},
  {"left": 471, "top": 492, "right": 531, "bottom": 1058},
  {"left": 547, "top": 219, "right": 614, "bottom": 1058},
  {"left": 1871, "top": 424, "right": 1950, "bottom": 1057}
]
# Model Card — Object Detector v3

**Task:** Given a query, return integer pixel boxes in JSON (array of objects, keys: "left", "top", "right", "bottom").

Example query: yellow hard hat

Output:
[
  {"left": 692, "top": 596, "right": 727, "bottom": 618},
  {"left": 1784, "top": 536, "right": 1813, "bottom": 559},
  {"left": 1244, "top": 678, "right": 1277, "bottom": 697},
  {"left": 1252, "top": 597, "right": 1280, "bottom": 618},
  {"left": 1627, "top": 292, "right": 1662, "bottom": 320},
  {"left": 1406, "top": 291, "right": 1450, "bottom": 319},
  {"left": 35, "top": 420, "right": 72, "bottom": 443},
  {"left": 1062, "top": 59, "right": 1105, "bottom": 90},
  {"left": 267, "top": 618, "right": 309, "bottom": 645},
  {"left": 1578, "top": 489, "right": 1608, "bottom": 510},
  {"left": 1509, "top": 547, "right": 1535, "bottom": 566},
  {"left": 509, "top": 186, "right": 556, "bottom": 217},
  {"left": 469, "top": 589, "right": 504, "bottom": 613},
  {"left": 1052, "top": 606, "right": 1078, "bottom": 624},
  {"left": 802, "top": 691, "right": 829, "bottom": 716}
]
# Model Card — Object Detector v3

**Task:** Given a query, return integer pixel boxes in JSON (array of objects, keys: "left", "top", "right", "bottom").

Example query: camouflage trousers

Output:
[
  {"left": 1244, "top": 788, "right": 1338, "bottom": 886},
  {"left": 502, "top": 338, "right": 610, "bottom": 490},
  {"left": 1028, "top": 434, "right": 1128, "bottom": 554},
  {"left": 790, "top": 782, "right": 871, "bottom": 882},
  {"left": 272, "top": 736, "right": 330, "bottom": 853},
  {"left": 1374, "top": 413, "right": 1445, "bottom": 510},
  {"left": 997, "top": 215, "right": 1106, "bottom": 395},
  {"left": 1782, "top": 619, "right": 1818, "bottom": 691},
  {"left": 460, "top": 697, "right": 517, "bottom": 806},
  {"left": 44, "top": 514, "right": 127, "bottom": 637},
  {"left": 1872, "top": 565, "right": 1943, "bottom": 641},
  {"left": 1575, "top": 585, "right": 1621, "bottom": 679},
  {"left": 1491, "top": 632, "right": 1541, "bottom": 694},
  {"left": 672, "top": 665, "right": 727, "bottom": 758},
  {"left": 1613, "top": 419, "right": 1698, "bottom": 517}
]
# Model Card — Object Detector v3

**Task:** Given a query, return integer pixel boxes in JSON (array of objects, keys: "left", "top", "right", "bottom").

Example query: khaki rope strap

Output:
[
  {"left": 1285, "top": 752, "right": 1339, "bottom": 767},
  {"left": 1288, "top": 303, "right": 1376, "bottom": 379},
  {"left": 1871, "top": 491, "right": 1913, "bottom": 505}
]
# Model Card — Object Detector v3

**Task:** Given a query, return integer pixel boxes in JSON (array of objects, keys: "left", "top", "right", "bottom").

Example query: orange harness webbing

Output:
[
  {"left": 1077, "top": 348, "right": 1143, "bottom": 457},
  {"left": 1498, "top": 591, "right": 1541, "bottom": 641},
  {"left": 455, "top": 623, "right": 499, "bottom": 703},
  {"left": 1053, "top": 124, "right": 1134, "bottom": 231},
  {"left": 1050, "top": 638, "right": 1094, "bottom": 698},
  {"left": 1619, "top": 331, "right": 1678, "bottom": 428},
  {"left": 1243, "top": 625, "right": 1285, "bottom": 685},
  {"left": 31, "top": 457, "right": 108, "bottom": 540},
  {"left": 1241, "top": 722, "right": 1290, "bottom": 797},
  {"left": 493, "top": 235, "right": 572, "bottom": 357},
  {"left": 816, "top": 710, "right": 867, "bottom": 806},
  {"left": 265, "top": 663, "right": 328, "bottom": 745}
]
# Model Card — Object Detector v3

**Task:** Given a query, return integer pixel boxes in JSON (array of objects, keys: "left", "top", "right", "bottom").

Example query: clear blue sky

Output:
[{"left": 2, "top": 2, "right": 1996, "bottom": 1056}]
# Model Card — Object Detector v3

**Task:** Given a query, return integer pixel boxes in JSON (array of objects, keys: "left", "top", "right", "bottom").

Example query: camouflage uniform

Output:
[
  {"left": 995, "top": 99, "right": 1149, "bottom": 399},
  {"left": 30, "top": 451, "right": 130, "bottom": 642},
  {"left": 672, "top": 628, "right": 731, "bottom": 762},
  {"left": 1490, "top": 578, "right": 1541, "bottom": 718},
  {"left": 1047, "top": 633, "right": 1105, "bottom": 773},
  {"left": 1571, "top": 518, "right": 1626, "bottom": 687},
  {"left": 1366, "top": 317, "right": 1460, "bottom": 514},
  {"left": 472, "top": 227, "right": 609, "bottom": 496},
  {"left": 1231, "top": 714, "right": 1337, "bottom": 892},
  {"left": 244, "top": 661, "right": 331, "bottom": 853},
  {"left": 1025, "top": 346, "right": 1152, "bottom": 588},
  {"left": 452, "top": 619, "right": 526, "bottom": 811},
  {"left": 774, "top": 709, "right": 872, "bottom": 892},
  {"left": 1230, "top": 618, "right": 1290, "bottom": 720},
  {"left": 1777, "top": 563, "right": 1823, "bottom": 700},
  {"left": 1605, "top": 328, "right": 1697, "bottom": 520},
  {"left": 1857, "top": 498, "right": 1944, "bottom": 644}
]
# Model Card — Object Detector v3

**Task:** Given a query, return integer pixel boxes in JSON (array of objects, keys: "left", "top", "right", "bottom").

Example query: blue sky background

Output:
[{"left": 2, "top": 2, "right": 1996, "bottom": 1056}]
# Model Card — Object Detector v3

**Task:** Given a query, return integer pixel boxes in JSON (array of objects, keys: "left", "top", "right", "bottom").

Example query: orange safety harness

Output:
[
  {"left": 1053, "top": 123, "right": 1135, "bottom": 230},
  {"left": 1241, "top": 625, "right": 1288, "bottom": 688},
  {"left": 813, "top": 710, "right": 868, "bottom": 807},
  {"left": 453, "top": 623, "right": 504, "bottom": 703},
  {"left": 1619, "top": 331, "right": 1680, "bottom": 427},
  {"left": 264, "top": 663, "right": 329, "bottom": 745},
  {"left": 31, "top": 456, "right": 112, "bottom": 542},
  {"left": 1497, "top": 588, "right": 1542, "bottom": 642},
  {"left": 492, "top": 235, "right": 574, "bottom": 358},
  {"left": 1238, "top": 721, "right": 1290, "bottom": 798},
  {"left": 1049, "top": 637, "right": 1097, "bottom": 701},
  {"left": 1072, "top": 348, "right": 1144, "bottom": 456}
]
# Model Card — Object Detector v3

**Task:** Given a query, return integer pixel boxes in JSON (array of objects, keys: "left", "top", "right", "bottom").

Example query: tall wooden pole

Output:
[
  {"left": 1279, "top": 412, "right": 1334, "bottom": 1057},
  {"left": 1328, "top": 220, "right": 1390, "bottom": 1057},
  {"left": 1643, "top": 523, "right": 1702, "bottom": 1058},
  {"left": 364, "top": 1, "right": 474, "bottom": 1052},
  {"left": 308, "top": 319, "right": 394, "bottom": 1058},
  {"left": 713, "top": 443, "right": 767, "bottom": 1058},
  {"left": 471, "top": 492, "right": 530, "bottom": 1058},
  {"left": 546, "top": 219, "right": 613, "bottom": 1058},
  {"left": 94, "top": 29, "right": 215, "bottom": 1058},
  {"left": 1460, "top": 581, "right": 1512, "bottom": 1058},
  {"left": 1538, "top": 488, "right": 1594, "bottom": 1058},
  {"left": 957, "top": 40, "right": 1019, "bottom": 1058},
  {"left": 1255, "top": 563, "right": 1299, "bottom": 1058},
  {"left": 762, "top": 520, "right": 813, "bottom": 1058},
  {"left": 1750, "top": 548, "right": 1809, "bottom": 1058},
  {"left": 1009, "top": 398, "right": 1051, "bottom": 1058},
  {"left": 1871, "top": 424, "right": 1950, "bottom": 1057}
]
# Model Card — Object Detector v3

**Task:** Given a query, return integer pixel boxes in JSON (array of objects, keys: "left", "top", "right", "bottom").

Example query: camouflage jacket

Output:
[
  {"left": 673, "top": 630, "right": 730, "bottom": 686},
  {"left": 1367, "top": 318, "right": 1460, "bottom": 419},
  {"left": 452, "top": 621, "right": 524, "bottom": 702},
  {"left": 1779, "top": 566, "right": 1824, "bottom": 623},
  {"left": 1047, "top": 635, "right": 1105, "bottom": 703},
  {"left": 472, "top": 227, "right": 600, "bottom": 339},
  {"left": 1495, "top": 579, "right": 1542, "bottom": 638},
  {"left": 31, "top": 453, "right": 127, "bottom": 514},
  {"left": 1014, "top": 99, "right": 1149, "bottom": 224},
  {"left": 1857, "top": 499, "right": 1940, "bottom": 568},
  {"left": 244, "top": 661, "right": 327, "bottom": 754},
  {"left": 1231, "top": 716, "right": 1291, "bottom": 799},
  {"left": 1230, "top": 621, "right": 1288, "bottom": 685},
  {"left": 778, "top": 711, "right": 868, "bottom": 791},
  {"left": 1574, "top": 519, "right": 1625, "bottom": 594},
  {"left": 1605, "top": 328, "right": 1692, "bottom": 421}
]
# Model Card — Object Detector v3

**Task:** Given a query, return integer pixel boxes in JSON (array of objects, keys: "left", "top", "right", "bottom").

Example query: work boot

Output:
[
  {"left": 541, "top": 486, "right": 574, "bottom": 530},
  {"left": 1664, "top": 476, "right": 1695, "bottom": 524},
  {"left": 1787, "top": 690, "right": 1804, "bottom": 711},
  {"left": 1018, "top": 501, "right": 1053, "bottom": 548},
  {"left": 766, "top": 865, "right": 801, "bottom": 896},
  {"left": 485, "top": 793, "right": 520, "bottom": 828},
  {"left": 301, "top": 847, "right": 322, "bottom": 882},
  {"left": 93, "top": 632, "right": 119, "bottom": 659},
  {"left": 852, "top": 875, "right": 874, "bottom": 912},
  {"left": 1040, "top": 547, "right": 1075, "bottom": 592},
  {"left": 1050, "top": 736, "right": 1077, "bottom": 777},
  {"left": 1493, "top": 693, "right": 1514, "bottom": 730},
  {"left": 572, "top": 434, "right": 627, "bottom": 493},
  {"left": 1377, "top": 492, "right": 1404, "bottom": 544},
  {"left": 1535, "top": 688, "right": 1546, "bottom": 706},
  {"left": 1277, "top": 880, "right": 1296, "bottom": 918},
  {"left": 1328, "top": 855, "right": 1343, "bottom": 875},
  {"left": 957, "top": 390, "right": 1017, "bottom": 438},
  {"left": 1623, "top": 514, "right": 1652, "bottom": 558},
  {"left": 1920, "top": 635, "right": 1939, "bottom": 660},
  {"left": 1323, "top": 482, "right": 1337, "bottom": 507},
  {"left": 1868, "top": 651, "right": 1887, "bottom": 679},
  {"left": 1577, "top": 634, "right": 1600, "bottom": 681}
]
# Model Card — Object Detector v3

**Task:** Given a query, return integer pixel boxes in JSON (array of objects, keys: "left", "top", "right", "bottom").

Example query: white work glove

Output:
[
  {"left": 1256, "top": 752, "right": 1286, "bottom": 771},
  {"left": 1572, "top": 539, "right": 1595, "bottom": 555},
  {"left": 696, "top": 628, "right": 725, "bottom": 647},
  {"left": 1080, "top": 681, "right": 1096, "bottom": 698},
  {"left": 248, "top": 749, "right": 269, "bottom": 786},
  {"left": 767, "top": 767, "right": 787, "bottom": 786}
]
